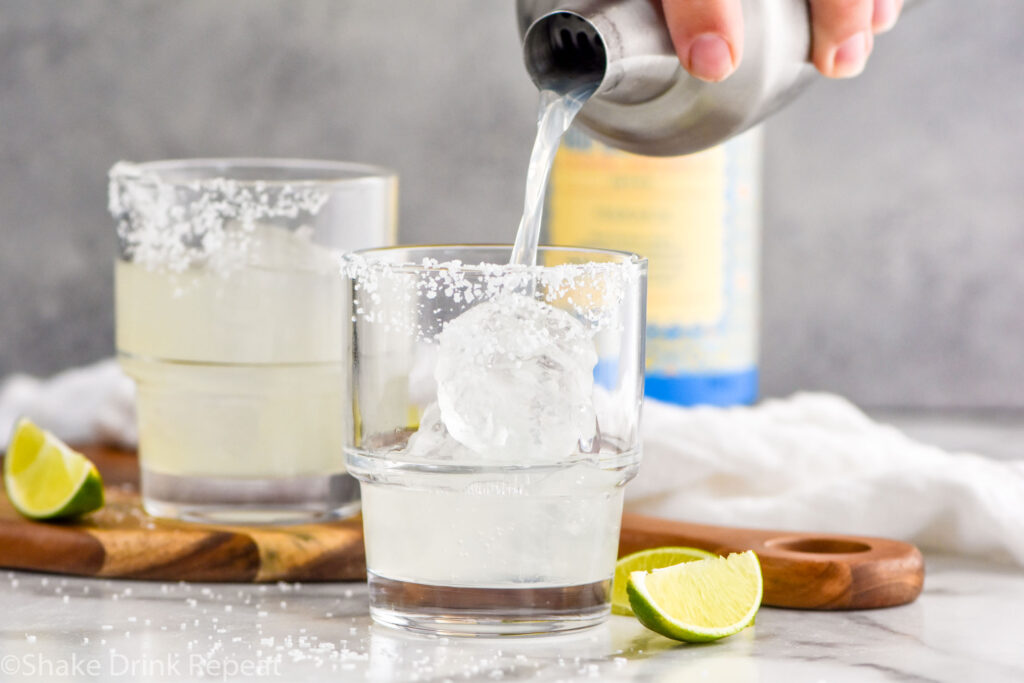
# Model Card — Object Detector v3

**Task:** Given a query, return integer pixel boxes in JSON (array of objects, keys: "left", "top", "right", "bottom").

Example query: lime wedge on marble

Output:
[{"left": 627, "top": 551, "right": 762, "bottom": 642}]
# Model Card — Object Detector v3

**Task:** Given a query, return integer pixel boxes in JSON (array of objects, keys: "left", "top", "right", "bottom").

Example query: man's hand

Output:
[{"left": 661, "top": 0, "right": 903, "bottom": 82}]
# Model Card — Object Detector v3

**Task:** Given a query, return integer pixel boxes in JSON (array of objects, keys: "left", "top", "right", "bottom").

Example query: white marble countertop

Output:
[
  {"left": 1, "top": 413, "right": 1022, "bottom": 682},
  {"left": 1, "top": 555, "right": 1022, "bottom": 682}
]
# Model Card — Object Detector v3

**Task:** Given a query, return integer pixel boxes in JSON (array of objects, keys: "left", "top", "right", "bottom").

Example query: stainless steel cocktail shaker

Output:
[{"left": 518, "top": 0, "right": 919, "bottom": 156}]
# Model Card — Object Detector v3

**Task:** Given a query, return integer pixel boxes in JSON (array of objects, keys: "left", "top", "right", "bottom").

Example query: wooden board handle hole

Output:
[{"left": 765, "top": 537, "right": 872, "bottom": 555}]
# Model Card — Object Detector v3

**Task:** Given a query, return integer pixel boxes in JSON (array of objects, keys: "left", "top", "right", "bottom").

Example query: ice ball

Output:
[{"left": 434, "top": 294, "right": 597, "bottom": 463}]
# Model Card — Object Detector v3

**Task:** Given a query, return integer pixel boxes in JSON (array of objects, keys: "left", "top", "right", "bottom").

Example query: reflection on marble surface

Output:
[{"left": 0, "top": 556, "right": 1022, "bottom": 682}]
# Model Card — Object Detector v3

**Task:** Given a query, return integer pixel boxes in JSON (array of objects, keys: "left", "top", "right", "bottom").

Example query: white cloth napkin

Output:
[
  {"left": 0, "top": 359, "right": 137, "bottom": 449},
  {"left": 629, "top": 394, "right": 1024, "bottom": 567},
  {"left": 3, "top": 362, "right": 1022, "bottom": 566}
]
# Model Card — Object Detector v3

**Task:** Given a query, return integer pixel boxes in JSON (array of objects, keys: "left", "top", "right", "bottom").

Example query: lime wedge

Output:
[
  {"left": 3, "top": 418, "right": 104, "bottom": 520},
  {"left": 612, "top": 546, "right": 715, "bottom": 615},
  {"left": 626, "top": 550, "right": 762, "bottom": 642}
]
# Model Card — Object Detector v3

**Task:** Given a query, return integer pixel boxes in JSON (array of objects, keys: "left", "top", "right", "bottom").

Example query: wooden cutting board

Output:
[
  {"left": 0, "top": 447, "right": 366, "bottom": 583},
  {"left": 0, "top": 447, "right": 924, "bottom": 609}
]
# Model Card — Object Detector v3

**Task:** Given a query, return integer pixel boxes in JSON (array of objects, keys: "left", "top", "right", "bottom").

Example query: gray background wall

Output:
[{"left": 0, "top": 1, "right": 1021, "bottom": 409}]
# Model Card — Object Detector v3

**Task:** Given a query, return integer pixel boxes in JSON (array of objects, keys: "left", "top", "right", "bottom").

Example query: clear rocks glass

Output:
[{"left": 345, "top": 245, "right": 647, "bottom": 636}]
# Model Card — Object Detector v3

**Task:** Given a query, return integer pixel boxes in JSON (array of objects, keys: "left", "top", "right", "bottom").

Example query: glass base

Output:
[
  {"left": 141, "top": 468, "right": 360, "bottom": 524},
  {"left": 368, "top": 572, "right": 611, "bottom": 637}
]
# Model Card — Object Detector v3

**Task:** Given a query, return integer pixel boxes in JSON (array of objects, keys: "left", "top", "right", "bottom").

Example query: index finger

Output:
[{"left": 662, "top": 0, "right": 745, "bottom": 82}]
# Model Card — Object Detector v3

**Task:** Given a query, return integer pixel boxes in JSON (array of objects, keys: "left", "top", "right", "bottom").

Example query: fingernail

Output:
[
  {"left": 873, "top": 0, "right": 898, "bottom": 33},
  {"left": 686, "top": 34, "right": 735, "bottom": 82},
  {"left": 831, "top": 32, "right": 872, "bottom": 78}
]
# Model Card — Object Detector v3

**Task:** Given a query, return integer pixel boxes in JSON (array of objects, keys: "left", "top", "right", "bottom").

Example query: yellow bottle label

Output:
[{"left": 548, "top": 137, "right": 726, "bottom": 328}]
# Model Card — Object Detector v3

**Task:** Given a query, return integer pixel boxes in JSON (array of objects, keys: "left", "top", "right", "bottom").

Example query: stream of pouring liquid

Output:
[{"left": 509, "top": 87, "right": 594, "bottom": 267}]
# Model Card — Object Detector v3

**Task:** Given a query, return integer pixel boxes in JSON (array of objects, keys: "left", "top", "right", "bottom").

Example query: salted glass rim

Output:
[
  {"left": 348, "top": 244, "right": 648, "bottom": 274},
  {"left": 109, "top": 157, "right": 396, "bottom": 187}
]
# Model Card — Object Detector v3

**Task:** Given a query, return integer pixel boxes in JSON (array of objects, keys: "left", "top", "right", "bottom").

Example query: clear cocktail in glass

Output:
[
  {"left": 345, "top": 245, "right": 647, "bottom": 636},
  {"left": 110, "top": 158, "right": 396, "bottom": 523}
]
